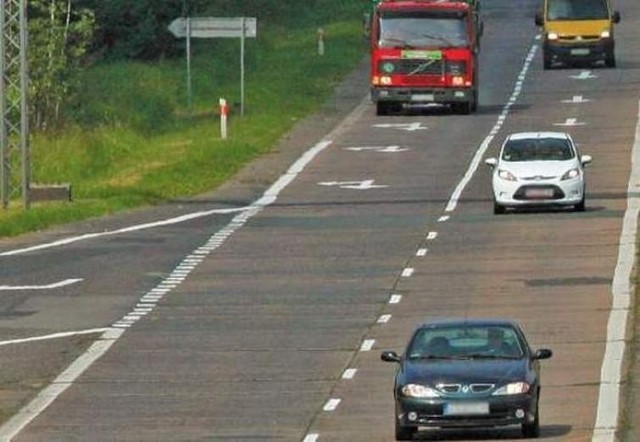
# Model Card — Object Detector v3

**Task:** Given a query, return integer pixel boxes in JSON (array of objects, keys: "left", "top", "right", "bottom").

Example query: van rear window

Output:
[{"left": 547, "top": 0, "right": 609, "bottom": 20}]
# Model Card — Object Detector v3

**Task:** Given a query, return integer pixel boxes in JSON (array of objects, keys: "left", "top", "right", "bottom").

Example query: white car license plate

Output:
[
  {"left": 571, "top": 48, "right": 590, "bottom": 56},
  {"left": 444, "top": 402, "right": 490, "bottom": 416},
  {"left": 411, "top": 94, "right": 434, "bottom": 102},
  {"left": 525, "top": 188, "right": 554, "bottom": 198}
]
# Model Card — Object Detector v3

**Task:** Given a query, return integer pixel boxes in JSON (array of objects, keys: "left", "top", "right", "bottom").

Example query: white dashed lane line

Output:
[{"left": 323, "top": 398, "right": 341, "bottom": 412}]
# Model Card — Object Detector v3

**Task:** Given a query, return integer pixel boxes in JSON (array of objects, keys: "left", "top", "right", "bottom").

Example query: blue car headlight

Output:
[
  {"left": 401, "top": 384, "right": 441, "bottom": 398},
  {"left": 493, "top": 381, "right": 530, "bottom": 396}
]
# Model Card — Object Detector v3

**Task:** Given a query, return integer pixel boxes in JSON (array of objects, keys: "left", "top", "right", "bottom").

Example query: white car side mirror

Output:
[
  {"left": 581, "top": 155, "right": 592, "bottom": 166},
  {"left": 485, "top": 158, "right": 497, "bottom": 168}
]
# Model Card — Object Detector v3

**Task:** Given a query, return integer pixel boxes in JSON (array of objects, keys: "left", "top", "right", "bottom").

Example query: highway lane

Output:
[{"left": 1, "top": 0, "right": 638, "bottom": 440}]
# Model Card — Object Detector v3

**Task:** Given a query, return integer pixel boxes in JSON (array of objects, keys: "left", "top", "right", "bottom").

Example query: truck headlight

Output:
[{"left": 547, "top": 32, "right": 559, "bottom": 41}]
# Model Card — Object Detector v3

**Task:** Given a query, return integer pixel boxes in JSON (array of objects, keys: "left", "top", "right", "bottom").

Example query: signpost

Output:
[{"left": 168, "top": 16, "right": 257, "bottom": 116}]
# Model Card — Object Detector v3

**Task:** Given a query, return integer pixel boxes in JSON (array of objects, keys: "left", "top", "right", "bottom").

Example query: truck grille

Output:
[{"left": 379, "top": 58, "right": 444, "bottom": 75}]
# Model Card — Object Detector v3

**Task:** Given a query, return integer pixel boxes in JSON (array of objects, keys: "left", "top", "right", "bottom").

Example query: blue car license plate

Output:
[{"left": 444, "top": 402, "right": 490, "bottom": 416}]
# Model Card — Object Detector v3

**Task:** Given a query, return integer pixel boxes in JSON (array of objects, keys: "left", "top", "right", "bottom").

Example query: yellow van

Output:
[{"left": 535, "top": 0, "right": 620, "bottom": 69}]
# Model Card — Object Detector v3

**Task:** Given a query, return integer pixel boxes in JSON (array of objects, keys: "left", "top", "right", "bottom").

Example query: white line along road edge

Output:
[{"left": 591, "top": 101, "right": 640, "bottom": 442}]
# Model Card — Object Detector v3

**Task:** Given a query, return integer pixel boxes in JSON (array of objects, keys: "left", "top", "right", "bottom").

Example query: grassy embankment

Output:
[{"left": 0, "top": 3, "right": 366, "bottom": 238}]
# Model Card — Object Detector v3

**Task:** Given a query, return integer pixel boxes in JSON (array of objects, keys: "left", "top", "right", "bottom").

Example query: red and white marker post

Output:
[{"left": 219, "top": 98, "right": 229, "bottom": 139}]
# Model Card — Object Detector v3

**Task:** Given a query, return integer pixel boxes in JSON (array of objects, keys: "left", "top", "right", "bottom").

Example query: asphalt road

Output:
[{"left": 0, "top": 0, "right": 639, "bottom": 441}]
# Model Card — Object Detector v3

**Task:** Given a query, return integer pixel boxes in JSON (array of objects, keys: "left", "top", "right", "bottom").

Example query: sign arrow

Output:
[
  {"left": 570, "top": 71, "right": 597, "bottom": 80},
  {"left": 0, "top": 278, "right": 83, "bottom": 291},
  {"left": 562, "top": 95, "right": 590, "bottom": 104},
  {"left": 554, "top": 118, "right": 586, "bottom": 127},
  {"left": 318, "top": 180, "right": 389, "bottom": 190},
  {"left": 372, "top": 122, "right": 427, "bottom": 131},
  {"left": 344, "top": 145, "right": 409, "bottom": 153}
]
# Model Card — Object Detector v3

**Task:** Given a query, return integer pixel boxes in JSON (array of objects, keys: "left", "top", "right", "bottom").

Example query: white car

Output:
[{"left": 485, "top": 132, "right": 592, "bottom": 214}]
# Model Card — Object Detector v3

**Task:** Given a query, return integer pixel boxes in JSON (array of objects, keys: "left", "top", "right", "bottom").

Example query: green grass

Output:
[{"left": 0, "top": 4, "right": 366, "bottom": 238}]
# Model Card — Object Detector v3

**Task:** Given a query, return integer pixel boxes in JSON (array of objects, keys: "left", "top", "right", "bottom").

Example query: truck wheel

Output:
[
  {"left": 376, "top": 102, "right": 390, "bottom": 116},
  {"left": 452, "top": 102, "right": 471, "bottom": 115}
]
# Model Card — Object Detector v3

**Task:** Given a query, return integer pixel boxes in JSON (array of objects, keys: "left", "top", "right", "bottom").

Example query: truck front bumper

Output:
[{"left": 371, "top": 87, "right": 473, "bottom": 105}]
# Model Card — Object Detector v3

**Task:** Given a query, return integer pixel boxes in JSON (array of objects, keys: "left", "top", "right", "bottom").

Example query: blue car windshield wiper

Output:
[
  {"left": 410, "top": 354, "right": 468, "bottom": 360},
  {"left": 463, "top": 353, "right": 521, "bottom": 360}
]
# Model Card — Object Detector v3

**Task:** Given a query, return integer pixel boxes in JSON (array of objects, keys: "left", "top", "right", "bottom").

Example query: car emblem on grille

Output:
[{"left": 461, "top": 385, "right": 470, "bottom": 393}]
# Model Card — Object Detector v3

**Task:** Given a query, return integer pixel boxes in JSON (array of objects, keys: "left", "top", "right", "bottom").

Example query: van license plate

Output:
[{"left": 570, "top": 48, "right": 590, "bottom": 56}]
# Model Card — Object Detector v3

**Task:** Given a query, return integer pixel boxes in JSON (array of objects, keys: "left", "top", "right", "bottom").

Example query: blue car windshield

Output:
[{"left": 408, "top": 325, "right": 524, "bottom": 359}]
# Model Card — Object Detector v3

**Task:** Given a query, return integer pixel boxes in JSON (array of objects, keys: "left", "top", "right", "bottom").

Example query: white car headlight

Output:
[
  {"left": 498, "top": 169, "right": 517, "bottom": 181},
  {"left": 561, "top": 168, "right": 580, "bottom": 180},
  {"left": 401, "top": 384, "right": 441, "bottom": 398},
  {"left": 493, "top": 381, "right": 530, "bottom": 396}
]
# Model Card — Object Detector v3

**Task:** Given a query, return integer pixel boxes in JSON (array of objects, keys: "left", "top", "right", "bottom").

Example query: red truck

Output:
[{"left": 370, "top": 0, "right": 482, "bottom": 115}]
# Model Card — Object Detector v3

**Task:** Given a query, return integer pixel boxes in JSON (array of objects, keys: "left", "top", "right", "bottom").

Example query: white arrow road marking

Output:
[
  {"left": 344, "top": 145, "right": 409, "bottom": 153},
  {"left": 0, "top": 278, "right": 83, "bottom": 291},
  {"left": 562, "top": 95, "right": 591, "bottom": 104},
  {"left": 373, "top": 122, "right": 427, "bottom": 131},
  {"left": 554, "top": 118, "right": 586, "bottom": 127},
  {"left": 571, "top": 70, "right": 597, "bottom": 80},
  {"left": 318, "top": 180, "right": 388, "bottom": 190}
]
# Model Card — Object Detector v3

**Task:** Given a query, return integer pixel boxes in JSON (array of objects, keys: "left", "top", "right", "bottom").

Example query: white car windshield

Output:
[{"left": 502, "top": 138, "right": 575, "bottom": 162}]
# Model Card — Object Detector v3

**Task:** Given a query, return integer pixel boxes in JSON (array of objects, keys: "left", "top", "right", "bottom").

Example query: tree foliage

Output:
[{"left": 28, "top": 0, "right": 95, "bottom": 130}]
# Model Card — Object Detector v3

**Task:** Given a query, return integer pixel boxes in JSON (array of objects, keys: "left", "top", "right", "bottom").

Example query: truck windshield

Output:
[
  {"left": 547, "top": 0, "right": 609, "bottom": 20},
  {"left": 378, "top": 13, "right": 468, "bottom": 48}
]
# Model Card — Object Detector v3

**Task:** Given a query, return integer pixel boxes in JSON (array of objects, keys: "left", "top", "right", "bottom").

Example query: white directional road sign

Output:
[
  {"left": 318, "top": 180, "right": 389, "bottom": 190},
  {"left": 168, "top": 17, "right": 257, "bottom": 39},
  {"left": 373, "top": 122, "right": 427, "bottom": 131},
  {"left": 571, "top": 70, "right": 597, "bottom": 80},
  {"left": 344, "top": 145, "right": 409, "bottom": 153}
]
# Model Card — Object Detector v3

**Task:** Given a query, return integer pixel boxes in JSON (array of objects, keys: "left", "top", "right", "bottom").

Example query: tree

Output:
[{"left": 28, "top": 0, "right": 95, "bottom": 130}]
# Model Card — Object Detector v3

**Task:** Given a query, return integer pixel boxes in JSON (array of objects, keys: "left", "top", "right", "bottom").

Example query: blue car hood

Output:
[{"left": 402, "top": 358, "right": 527, "bottom": 385}]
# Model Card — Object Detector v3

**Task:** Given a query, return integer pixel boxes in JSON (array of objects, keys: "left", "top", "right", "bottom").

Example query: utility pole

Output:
[{"left": 0, "top": 0, "right": 30, "bottom": 209}]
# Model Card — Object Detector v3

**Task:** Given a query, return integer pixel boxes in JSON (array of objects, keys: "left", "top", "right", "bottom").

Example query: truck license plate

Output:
[{"left": 411, "top": 94, "right": 434, "bottom": 102}]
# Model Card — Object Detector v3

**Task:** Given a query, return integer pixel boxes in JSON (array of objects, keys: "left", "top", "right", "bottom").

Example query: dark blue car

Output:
[{"left": 381, "top": 318, "right": 553, "bottom": 440}]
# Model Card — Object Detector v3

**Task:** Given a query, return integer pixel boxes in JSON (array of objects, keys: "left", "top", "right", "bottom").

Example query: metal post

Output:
[
  {"left": 20, "top": 0, "right": 29, "bottom": 208},
  {"left": 186, "top": 17, "right": 192, "bottom": 111},
  {"left": 0, "top": 0, "right": 9, "bottom": 209},
  {"left": 240, "top": 16, "right": 245, "bottom": 116},
  {"left": 0, "top": 0, "right": 30, "bottom": 209}
]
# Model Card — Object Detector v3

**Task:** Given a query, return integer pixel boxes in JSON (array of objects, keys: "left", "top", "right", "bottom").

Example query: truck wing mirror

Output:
[
  {"left": 535, "top": 11, "right": 544, "bottom": 26},
  {"left": 612, "top": 11, "right": 621, "bottom": 24}
]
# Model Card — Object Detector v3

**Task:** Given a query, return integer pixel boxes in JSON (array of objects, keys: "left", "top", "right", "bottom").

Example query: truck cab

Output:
[
  {"left": 370, "top": 0, "right": 482, "bottom": 115},
  {"left": 535, "top": 0, "right": 620, "bottom": 69}
]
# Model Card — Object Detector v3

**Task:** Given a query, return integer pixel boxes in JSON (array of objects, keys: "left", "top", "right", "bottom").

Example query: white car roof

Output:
[{"left": 506, "top": 132, "right": 570, "bottom": 140}]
